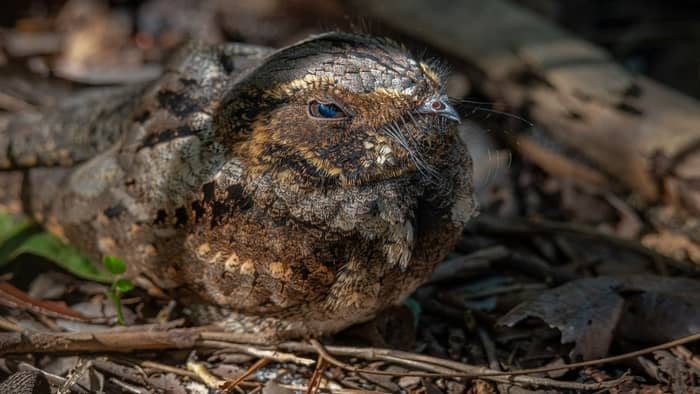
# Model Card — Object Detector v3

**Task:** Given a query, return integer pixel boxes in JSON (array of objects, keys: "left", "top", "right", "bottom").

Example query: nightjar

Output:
[{"left": 0, "top": 33, "right": 477, "bottom": 341}]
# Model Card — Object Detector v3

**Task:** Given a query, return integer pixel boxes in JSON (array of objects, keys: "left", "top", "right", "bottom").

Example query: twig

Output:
[
  {"left": 92, "top": 358, "right": 151, "bottom": 388},
  {"left": 0, "top": 327, "right": 205, "bottom": 354},
  {"left": 198, "top": 330, "right": 271, "bottom": 345},
  {"left": 96, "top": 356, "right": 261, "bottom": 393},
  {"left": 198, "top": 340, "right": 315, "bottom": 365},
  {"left": 139, "top": 360, "right": 198, "bottom": 379},
  {"left": 306, "top": 339, "right": 627, "bottom": 390},
  {"left": 187, "top": 360, "right": 227, "bottom": 389},
  {"left": 303, "top": 330, "right": 700, "bottom": 378},
  {"left": 306, "top": 356, "right": 326, "bottom": 394},
  {"left": 478, "top": 328, "right": 511, "bottom": 394},
  {"left": 221, "top": 357, "right": 270, "bottom": 393},
  {"left": 0, "top": 281, "right": 92, "bottom": 322},
  {"left": 309, "top": 338, "right": 452, "bottom": 376},
  {"left": 58, "top": 358, "right": 92, "bottom": 394},
  {"left": 138, "top": 359, "right": 259, "bottom": 389},
  {"left": 0, "top": 316, "right": 21, "bottom": 332}
]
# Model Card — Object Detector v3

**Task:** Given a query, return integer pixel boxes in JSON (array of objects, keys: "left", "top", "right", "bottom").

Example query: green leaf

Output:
[
  {"left": 9, "top": 232, "right": 111, "bottom": 283},
  {"left": 103, "top": 256, "right": 126, "bottom": 275},
  {"left": 0, "top": 214, "right": 31, "bottom": 243},
  {"left": 0, "top": 213, "right": 35, "bottom": 267},
  {"left": 107, "top": 290, "right": 126, "bottom": 325},
  {"left": 113, "top": 278, "right": 134, "bottom": 294}
]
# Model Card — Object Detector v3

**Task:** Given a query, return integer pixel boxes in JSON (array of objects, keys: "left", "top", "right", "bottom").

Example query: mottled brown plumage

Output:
[{"left": 0, "top": 33, "right": 477, "bottom": 341}]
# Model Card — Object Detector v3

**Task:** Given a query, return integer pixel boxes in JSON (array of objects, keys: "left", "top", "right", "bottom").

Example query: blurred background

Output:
[{"left": 1, "top": 0, "right": 699, "bottom": 95}]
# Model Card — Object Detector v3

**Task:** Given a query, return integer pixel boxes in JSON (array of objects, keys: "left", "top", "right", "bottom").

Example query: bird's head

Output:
[{"left": 215, "top": 32, "right": 461, "bottom": 187}]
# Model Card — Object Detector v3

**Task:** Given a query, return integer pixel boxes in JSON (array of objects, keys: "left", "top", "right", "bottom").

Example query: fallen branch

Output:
[
  {"left": 0, "top": 327, "right": 204, "bottom": 354},
  {"left": 6, "top": 325, "right": 700, "bottom": 390}
]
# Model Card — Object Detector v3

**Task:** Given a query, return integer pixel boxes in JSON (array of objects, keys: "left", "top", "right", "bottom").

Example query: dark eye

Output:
[{"left": 309, "top": 100, "right": 347, "bottom": 119}]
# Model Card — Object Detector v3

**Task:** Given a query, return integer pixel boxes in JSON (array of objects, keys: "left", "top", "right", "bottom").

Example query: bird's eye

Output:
[
  {"left": 431, "top": 100, "right": 445, "bottom": 110},
  {"left": 308, "top": 100, "right": 347, "bottom": 119}
]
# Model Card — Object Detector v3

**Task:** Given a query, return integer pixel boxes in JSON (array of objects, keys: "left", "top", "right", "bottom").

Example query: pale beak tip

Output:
[{"left": 443, "top": 104, "right": 461, "bottom": 124}]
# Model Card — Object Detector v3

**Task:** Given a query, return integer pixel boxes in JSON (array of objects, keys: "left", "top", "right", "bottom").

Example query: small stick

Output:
[
  {"left": 139, "top": 360, "right": 198, "bottom": 379},
  {"left": 187, "top": 360, "right": 227, "bottom": 389},
  {"left": 306, "top": 356, "right": 326, "bottom": 394},
  {"left": 221, "top": 358, "right": 270, "bottom": 393},
  {"left": 479, "top": 328, "right": 511, "bottom": 394},
  {"left": 198, "top": 340, "right": 315, "bottom": 365},
  {"left": 305, "top": 339, "right": 630, "bottom": 390}
]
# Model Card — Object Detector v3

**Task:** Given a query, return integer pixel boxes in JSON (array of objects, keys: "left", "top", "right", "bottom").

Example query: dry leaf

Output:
[{"left": 499, "top": 276, "right": 700, "bottom": 360}]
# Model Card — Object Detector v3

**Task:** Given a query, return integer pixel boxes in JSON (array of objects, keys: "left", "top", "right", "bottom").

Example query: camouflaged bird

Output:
[{"left": 0, "top": 33, "right": 477, "bottom": 341}]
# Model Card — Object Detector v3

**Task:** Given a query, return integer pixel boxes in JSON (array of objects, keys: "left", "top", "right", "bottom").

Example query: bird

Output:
[{"left": 0, "top": 32, "right": 477, "bottom": 341}]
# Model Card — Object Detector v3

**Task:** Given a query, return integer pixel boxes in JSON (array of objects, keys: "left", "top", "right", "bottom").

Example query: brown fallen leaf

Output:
[
  {"left": 499, "top": 277, "right": 624, "bottom": 361},
  {"left": 498, "top": 276, "right": 700, "bottom": 360}
]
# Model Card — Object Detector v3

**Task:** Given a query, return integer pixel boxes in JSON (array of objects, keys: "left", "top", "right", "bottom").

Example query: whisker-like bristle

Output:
[
  {"left": 381, "top": 111, "right": 450, "bottom": 186},
  {"left": 382, "top": 124, "right": 428, "bottom": 179},
  {"left": 398, "top": 116, "right": 441, "bottom": 181},
  {"left": 448, "top": 98, "right": 534, "bottom": 128}
]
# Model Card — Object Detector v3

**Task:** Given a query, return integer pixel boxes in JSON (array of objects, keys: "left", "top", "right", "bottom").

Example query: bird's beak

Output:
[{"left": 417, "top": 95, "right": 461, "bottom": 123}]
